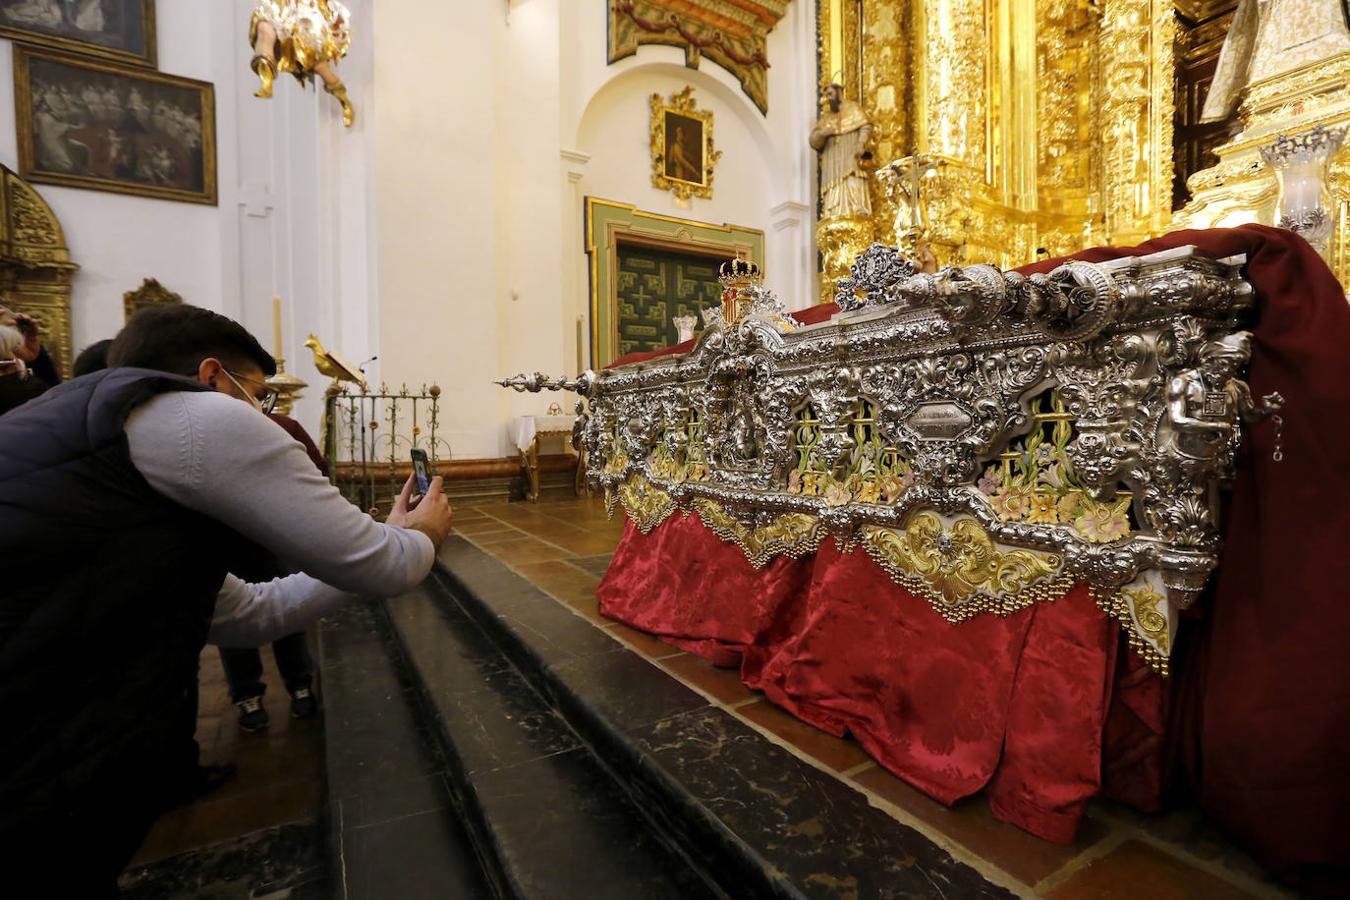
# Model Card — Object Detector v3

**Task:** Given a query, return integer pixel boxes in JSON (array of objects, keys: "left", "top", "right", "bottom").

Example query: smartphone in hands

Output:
[{"left": 411, "top": 449, "right": 432, "bottom": 496}]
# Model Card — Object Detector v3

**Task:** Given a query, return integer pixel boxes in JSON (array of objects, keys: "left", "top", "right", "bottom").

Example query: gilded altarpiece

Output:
[
  {"left": 0, "top": 165, "right": 77, "bottom": 377},
  {"left": 816, "top": 0, "right": 1177, "bottom": 281}
]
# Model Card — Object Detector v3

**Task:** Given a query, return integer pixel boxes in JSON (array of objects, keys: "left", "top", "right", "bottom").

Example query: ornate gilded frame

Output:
[
  {"left": 0, "top": 0, "right": 156, "bottom": 68},
  {"left": 0, "top": 164, "right": 78, "bottom": 378},
  {"left": 123, "top": 277, "right": 182, "bottom": 323},
  {"left": 584, "top": 197, "right": 763, "bottom": 367},
  {"left": 14, "top": 46, "right": 217, "bottom": 206},
  {"left": 650, "top": 87, "right": 721, "bottom": 201}
]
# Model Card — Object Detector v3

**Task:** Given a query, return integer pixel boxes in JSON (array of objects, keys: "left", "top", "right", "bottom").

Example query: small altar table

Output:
[{"left": 509, "top": 414, "right": 578, "bottom": 502}]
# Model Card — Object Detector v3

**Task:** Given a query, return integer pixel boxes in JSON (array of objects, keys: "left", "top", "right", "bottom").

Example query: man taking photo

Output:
[{"left": 0, "top": 304, "right": 453, "bottom": 894}]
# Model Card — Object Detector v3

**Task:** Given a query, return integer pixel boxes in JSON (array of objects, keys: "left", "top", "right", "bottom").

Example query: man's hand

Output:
[{"left": 387, "top": 473, "right": 453, "bottom": 549}]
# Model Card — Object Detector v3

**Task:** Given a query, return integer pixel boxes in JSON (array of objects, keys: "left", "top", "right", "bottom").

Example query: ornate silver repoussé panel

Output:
[{"left": 500, "top": 245, "right": 1281, "bottom": 673}]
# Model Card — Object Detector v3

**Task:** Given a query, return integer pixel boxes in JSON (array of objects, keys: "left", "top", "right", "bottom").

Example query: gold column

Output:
[
  {"left": 1036, "top": 0, "right": 1104, "bottom": 255},
  {"left": 1099, "top": 0, "right": 1176, "bottom": 244}
]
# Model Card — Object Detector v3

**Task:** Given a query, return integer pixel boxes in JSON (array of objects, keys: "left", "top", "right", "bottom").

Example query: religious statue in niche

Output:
[
  {"left": 650, "top": 87, "right": 721, "bottom": 201},
  {"left": 810, "top": 82, "right": 873, "bottom": 219},
  {"left": 249, "top": 0, "right": 355, "bottom": 128},
  {"left": 1201, "top": 0, "right": 1350, "bottom": 123}
]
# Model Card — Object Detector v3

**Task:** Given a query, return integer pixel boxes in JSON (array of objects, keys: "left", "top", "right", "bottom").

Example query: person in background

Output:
[
  {"left": 0, "top": 304, "right": 454, "bottom": 893},
  {"left": 71, "top": 337, "right": 112, "bottom": 377},
  {"left": 0, "top": 317, "right": 49, "bottom": 415},
  {"left": 0, "top": 305, "right": 60, "bottom": 385},
  {"left": 220, "top": 409, "right": 329, "bottom": 732}
]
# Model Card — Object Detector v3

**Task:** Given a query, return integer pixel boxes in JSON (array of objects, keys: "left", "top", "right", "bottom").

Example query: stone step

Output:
[
  {"left": 385, "top": 582, "right": 721, "bottom": 900},
  {"left": 430, "top": 536, "right": 1019, "bottom": 900},
  {"left": 315, "top": 602, "right": 494, "bottom": 899}
]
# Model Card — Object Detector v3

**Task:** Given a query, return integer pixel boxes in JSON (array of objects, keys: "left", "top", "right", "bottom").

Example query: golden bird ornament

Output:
[{"left": 304, "top": 334, "right": 368, "bottom": 390}]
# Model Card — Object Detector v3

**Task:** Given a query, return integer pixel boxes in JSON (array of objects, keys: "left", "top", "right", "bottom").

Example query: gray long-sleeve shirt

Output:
[{"left": 125, "top": 389, "right": 434, "bottom": 647}]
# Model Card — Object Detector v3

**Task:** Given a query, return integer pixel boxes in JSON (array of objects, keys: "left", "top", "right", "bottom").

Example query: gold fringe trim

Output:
[
  {"left": 1090, "top": 585, "right": 1171, "bottom": 677},
  {"left": 689, "top": 498, "right": 824, "bottom": 568},
  {"left": 857, "top": 516, "right": 1074, "bottom": 623}
]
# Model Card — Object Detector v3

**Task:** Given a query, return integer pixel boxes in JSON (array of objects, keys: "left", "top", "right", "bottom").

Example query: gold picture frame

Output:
[
  {"left": 0, "top": 0, "right": 156, "bottom": 68},
  {"left": 14, "top": 46, "right": 217, "bottom": 205},
  {"left": 650, "top": 87, "right": 721, "bottom": 201}
]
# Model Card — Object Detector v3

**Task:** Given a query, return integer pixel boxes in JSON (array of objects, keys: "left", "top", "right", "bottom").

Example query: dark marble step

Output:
[
  {"left": 316, "top": 602, "right": 495, "bottom": 900},
  {"left": 432, "top": 536, "right": 1019, "bottom": 900},
  {"left": 385, "top": 583, "right": 722, "bottom": 900}
]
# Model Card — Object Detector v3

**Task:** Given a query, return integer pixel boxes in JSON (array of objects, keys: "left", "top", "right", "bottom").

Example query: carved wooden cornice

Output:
[{"left": 609, "top": 0, "right": 790, "bottom": 115}]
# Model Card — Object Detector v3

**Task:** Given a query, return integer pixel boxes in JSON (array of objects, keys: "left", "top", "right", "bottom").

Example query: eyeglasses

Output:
[{"left": 222, "top": 369, "right": 279, "bottom": 414}]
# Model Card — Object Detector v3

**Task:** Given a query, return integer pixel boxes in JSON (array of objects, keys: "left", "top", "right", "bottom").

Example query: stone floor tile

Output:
[
  {"left": 479, "top": 536, "right": 574, "bottom": 565},
  {"left": 853, "top": 767, "right": 1110, "bottom": 887},
  {"left": 736, "top": 699, "right": 871, "bottom": 773},
  {"left": 1044, "top": 839, "right": 1260, "bottom": 899},
  {"left": 451, "top": 518, "right": 519, "bottom": 537},
  {"left": 132, "top": 779, "right": 320, "bottom": 866},
  {"left": 660, "top": 653, "right": 760, "bottom": 705},
  {"left": 467, "top": 529, "right": 530, "bottom": 547},
  {"left": 569, "top": 554, "right": 614, "bottom": 578},
  {"left": 603, "top": 622, "right": 685, "bottom": 659}
]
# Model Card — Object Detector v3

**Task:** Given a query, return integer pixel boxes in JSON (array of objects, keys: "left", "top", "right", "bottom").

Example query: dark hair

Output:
[
  {"left": 72, "top": 339, "right": 112, "bottom": 377},
  {"left": 108, "top": 305, "right": 276, "bottom": 378}
]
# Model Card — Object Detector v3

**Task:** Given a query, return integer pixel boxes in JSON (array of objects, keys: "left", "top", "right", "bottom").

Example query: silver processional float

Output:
[{"left": 498, "top": 246, "right": 1281, "bottom": 675}]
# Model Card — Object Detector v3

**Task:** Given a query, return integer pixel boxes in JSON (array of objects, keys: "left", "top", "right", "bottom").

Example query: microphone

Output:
[{"left": 358, "top": 355, "right": 378, "bottom": 373}]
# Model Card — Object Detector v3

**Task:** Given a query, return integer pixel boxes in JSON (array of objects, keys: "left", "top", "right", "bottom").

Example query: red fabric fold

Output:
[
  {"left": 987, "top": 585, "right": 1118, "bottom": 842},
  {"left": 742, "top": 537, "right": 1035, "bottom": 806}
]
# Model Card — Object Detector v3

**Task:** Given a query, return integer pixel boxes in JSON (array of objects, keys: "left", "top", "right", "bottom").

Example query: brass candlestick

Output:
[
  {"left": 267, "top": 355, "right": 308, "bottom": 416},
  {"left": 267, "top": 296, "right": 307, "bottom": 416}
]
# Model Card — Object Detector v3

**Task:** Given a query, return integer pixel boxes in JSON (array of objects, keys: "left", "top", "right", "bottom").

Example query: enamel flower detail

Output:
[
  {"left": 1074, "top": 500, "right": 1131, "bottom": 543},
  {"left": 1026, "top": 493, "right": 1059, "bottom": 524},
  {"left": 824, "top": 480, "right": 852, "bottom": 507},
  {"left": 991, "top": 488, "right": 1028, "bottom": 519}
]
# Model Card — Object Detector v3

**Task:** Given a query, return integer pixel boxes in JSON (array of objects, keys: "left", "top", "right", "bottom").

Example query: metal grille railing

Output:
[{"left": 323, "top": 382, "right": 451, "bottom": 516}]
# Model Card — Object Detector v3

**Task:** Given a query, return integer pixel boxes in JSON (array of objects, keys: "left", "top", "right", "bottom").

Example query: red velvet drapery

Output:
[{"left": 598, "top": 226, "right": 1350, "bottom": 892}]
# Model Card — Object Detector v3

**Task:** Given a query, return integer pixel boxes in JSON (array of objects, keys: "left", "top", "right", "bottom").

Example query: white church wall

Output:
[
  {"left": 369, "top": 0, "right": 822, "bottom": 461},
  {"left": 495, "top": 0, "right": 568, "bottom": 433},
  {"left": 372, "top": 0, "right": 508, "bottom": 460}
]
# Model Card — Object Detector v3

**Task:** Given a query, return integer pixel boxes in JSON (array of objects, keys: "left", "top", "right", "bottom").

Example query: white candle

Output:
[{"left": 272, "top": 295, "right": 283, "bottom": 359}]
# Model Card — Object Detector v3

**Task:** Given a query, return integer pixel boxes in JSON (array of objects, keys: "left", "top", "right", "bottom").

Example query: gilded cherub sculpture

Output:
[{"left": 250, "top": 0, "right": 355, "bottom": 128}]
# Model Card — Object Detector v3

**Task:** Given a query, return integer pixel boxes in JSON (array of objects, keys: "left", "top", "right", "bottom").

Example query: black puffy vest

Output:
[{"left": 0, "top": 369, "right": 240, "bottom": 829}]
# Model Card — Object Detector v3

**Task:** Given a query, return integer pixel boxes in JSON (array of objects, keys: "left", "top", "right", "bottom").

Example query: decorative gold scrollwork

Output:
[
  {"left": 691, "top": 499, "right": 823, "bottom": 567},
  {"left": 859, "top": 514, "right": 1071, "bottom": 622},
  {"left": 616, "top": 475, "right": 677, "bottom": 534},
  {"left": 1122, "top": 585, "right": 1169, "bottom": 654}
]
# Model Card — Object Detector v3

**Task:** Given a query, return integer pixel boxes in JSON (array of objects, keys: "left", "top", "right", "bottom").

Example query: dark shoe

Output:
[
  {"left": 290, "top": 686, "right": 319, "bottom": 719},
  {"left": 236, "top": 695, "right": 269, "bottom": 732}
]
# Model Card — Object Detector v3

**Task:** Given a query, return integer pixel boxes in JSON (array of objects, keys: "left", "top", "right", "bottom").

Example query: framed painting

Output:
[
  {"left": 15, "top": 46, "right": 216, "bottom": 205},
  {"left": 650, "top": 86, "right": 721, "bottom": 201},
  {"left": 0, "top": 0, "right": 155, "bottom": 67}
]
